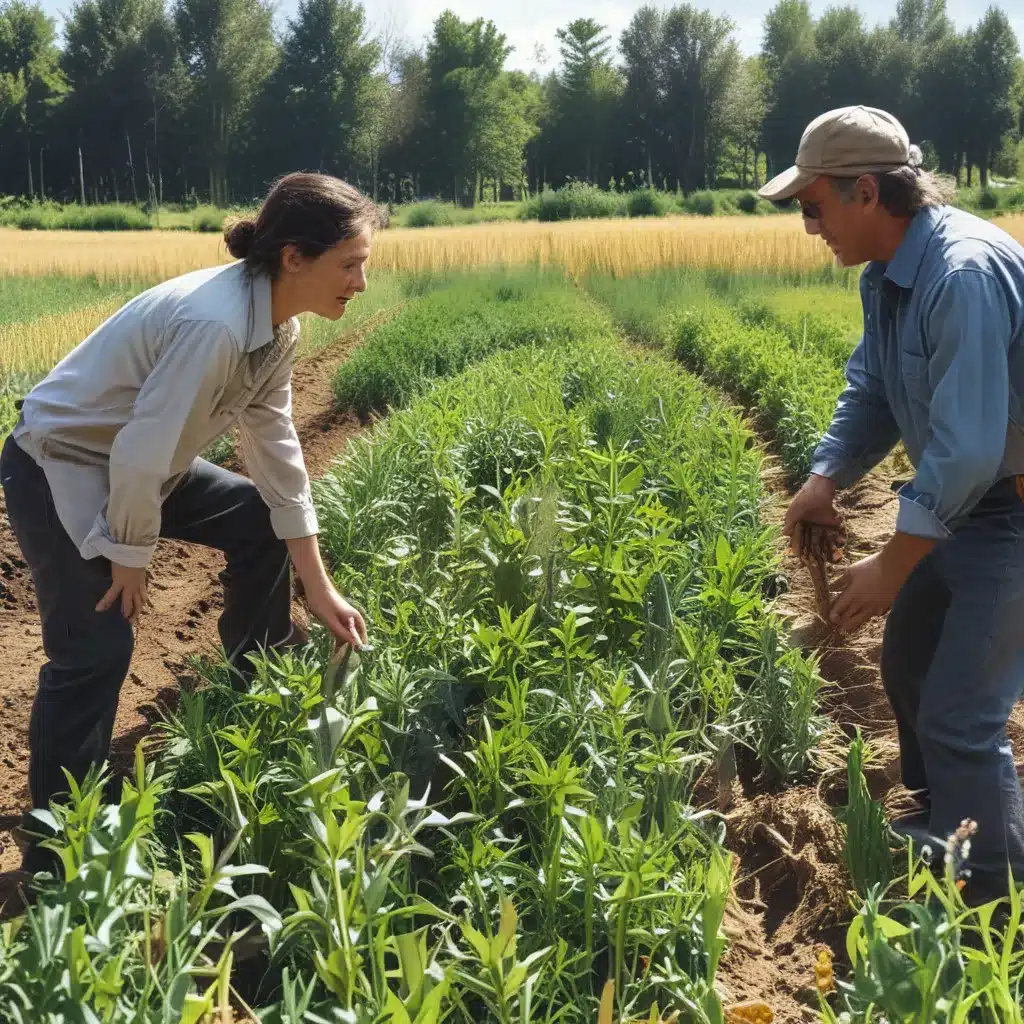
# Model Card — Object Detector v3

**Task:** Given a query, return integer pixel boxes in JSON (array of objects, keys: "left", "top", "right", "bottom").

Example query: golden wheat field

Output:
[
  {"left": 3, "top": 213, "right": 1024, "bottom": 377},
  {"left": 4, "top": 214, "right": 1024, "bottom": 283},
  {"left": 0, "top": 300, "right": 125, "bottom": 374}
]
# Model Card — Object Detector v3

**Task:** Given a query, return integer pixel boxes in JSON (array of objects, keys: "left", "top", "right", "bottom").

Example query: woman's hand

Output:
[
  {"left": 97, "top": 563, "right": 150, "bottom": 624},
  {"left": 286, "top": 535, "right": 369, "bottom": 648},
  {"left": 305, "top": 582, "right": 368, "bottom": 649}
]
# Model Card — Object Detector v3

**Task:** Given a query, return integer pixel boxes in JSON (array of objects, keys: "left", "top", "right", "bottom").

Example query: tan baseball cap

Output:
[{"left": 759, "top": 105, "right": 912, "bottom": 202}]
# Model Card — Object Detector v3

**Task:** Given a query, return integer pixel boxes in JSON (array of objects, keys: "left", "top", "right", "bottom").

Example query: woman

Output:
[{"left": 0, "top": 172, "right": 374, "bottom": 880}]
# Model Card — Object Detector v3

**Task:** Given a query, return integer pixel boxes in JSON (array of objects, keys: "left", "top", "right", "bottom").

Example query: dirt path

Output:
[{"left": 0, "top": 334, "right": 366, "bottom": 869}]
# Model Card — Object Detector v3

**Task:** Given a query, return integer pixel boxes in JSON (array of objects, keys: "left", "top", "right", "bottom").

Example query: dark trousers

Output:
[
  {"left": 0, "top": 433, "right": 292, "bottom": 829},
  {"left": 881, "top": 477, "right": 1024, "bottom": 896}
]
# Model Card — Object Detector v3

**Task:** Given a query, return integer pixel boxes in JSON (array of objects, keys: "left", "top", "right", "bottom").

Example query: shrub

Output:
[
  {"left": 684, "top": 191, "right": 719, "bottom": 217},
  {"left": 978, "top": 187, "right": 1001, "bottom": 211},
  {"left": 737, "top": 191, "right": 760, "bottom": 214},
  {"left": 521, "top": 182, "right": 625, "bottom": 222},
  {"left": 191, "top": 206, "right": 225, "bottom": 232},
  {"left": 625, "top": 187, "right": 671, "bottom": 218},
  {"left": 403, "top": 200, "right": 459, "bottom": 228}
]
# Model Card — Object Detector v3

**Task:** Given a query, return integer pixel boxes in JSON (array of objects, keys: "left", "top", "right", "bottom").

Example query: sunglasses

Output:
[{"left": 800, "top": 202, "right": 822, "bottom": 220}]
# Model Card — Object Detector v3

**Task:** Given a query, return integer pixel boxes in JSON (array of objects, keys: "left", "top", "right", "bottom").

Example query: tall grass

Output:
[
  {"left": 0, "top": 299, "right": 124, "bottom": 376},
  {"left": 0, "top": 275, "right": 136, "bottom": 326},
  {"left": 5, "top": 216, "right": 1024, "bottom": 284}
]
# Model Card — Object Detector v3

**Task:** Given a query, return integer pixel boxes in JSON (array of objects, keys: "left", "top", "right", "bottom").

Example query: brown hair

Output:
[
  {"left": 830, "top": 147, "right": 956, "bottom": 217},
  {"left": 224, "top": 172, "right": 385, "bottom": 277}
]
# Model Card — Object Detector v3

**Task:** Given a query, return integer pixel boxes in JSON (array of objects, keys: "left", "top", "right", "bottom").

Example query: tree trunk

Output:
[
  {"left": 980, "top": 159, "right": 989, "bottom": 187},
  {"left": 39, "top": 148, "right": 44, "bottom": 199},
  {"left": 113, "top": 170, "right": 120, "bottom": 203},
  {"left": 741, "top": 146, "right": 749, "bottom": 188},
  {"left": 966, "top": 163, "right": 973, "bottom": 187},
  {"left": 78, "top": 146, "right": 86, "bottom": 204},
  {"left": 127, "top": 133, "right": 138, "bottom": 204},
  {"left": 26, "top": 142, "right": 34, "bottom": 199}
]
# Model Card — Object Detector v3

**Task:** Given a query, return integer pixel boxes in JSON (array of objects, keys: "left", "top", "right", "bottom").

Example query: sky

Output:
[{"left": 34, "top": 0, "right": 1024, "bottom": 71}]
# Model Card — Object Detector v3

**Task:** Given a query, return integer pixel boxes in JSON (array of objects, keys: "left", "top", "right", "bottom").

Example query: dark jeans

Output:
[
  {"left": 0, "top": 433, "right": 292, "bottom": 839},
  {"left": 882, "top": 477, "right": 1024, "bottom": 897}
]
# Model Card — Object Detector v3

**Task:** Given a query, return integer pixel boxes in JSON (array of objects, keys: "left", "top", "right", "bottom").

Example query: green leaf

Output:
[
  {"left": 491, "top": 899, "right": 518, "bottom": 962},
  {"left": 412, "top": 975, "right": 450, "bottom": 1024},
  {"left": 396, "top": 930, "right": 426, "bottom": 998},
  {"left": 180, "top": 993, "right": 213, "bottom": 1024},
  {"left": 460, "top": 920, "right": 491, "bottom": 964},
  {"left": 184, "top": 833, "right": 214, "bottom": 879},
  {"left": 715, "top": 534, "right": 732, "bottom": 569},
  {"left": 385, "top": 989, "right": 413, "bottom": 1024},
  {"left": 618, "top": 464, "right": 644, "bottom": 493}
]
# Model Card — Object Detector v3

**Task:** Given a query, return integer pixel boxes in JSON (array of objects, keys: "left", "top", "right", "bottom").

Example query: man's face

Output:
[{"left": 793, "top": 175, "right": 879, "bottom": 267}]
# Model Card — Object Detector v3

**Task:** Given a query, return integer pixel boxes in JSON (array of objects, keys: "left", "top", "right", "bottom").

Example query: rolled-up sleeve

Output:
[
  {"left": 238, "top": 348, "right": 319, "bottom": 540},
  {"left": 810, "top": 331, "right": 902, "bottom": 488},
  {"left": 82, "top": 320, "right": 238, "bottom": 567},
  {"left": 895, "top": 269, "right": 1011, "bottom": 540}
]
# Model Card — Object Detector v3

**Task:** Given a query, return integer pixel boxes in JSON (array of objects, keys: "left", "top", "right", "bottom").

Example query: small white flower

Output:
[
  {"left": 961, "top": 839, "right": 972, "bottom": 861},
  {"left": 921, "top": 844, "right": 933, "bottom": 860}
]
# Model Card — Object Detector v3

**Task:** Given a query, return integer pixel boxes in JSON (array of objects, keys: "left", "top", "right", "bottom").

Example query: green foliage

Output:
[
  {"left": 331, "top": 269, "right": 616, "bottom": 416},
  {"left": 521, "top": 182, "right": 626, "bottom": 221},
  {"left": 624, "top": 187, "right": 671, "bottom": 217},
  {"left": 403, "top": 200, "right": 460, "bottom": 228},
  {"left": 0, "top": 275, "right": 135, "bottom": 324},
  {"left": 840, "top": 730, "right": 895, "bottom": 898},
  {"left": 736, "top": 191, "right": 760, "bottom": 214},
  {"left": 683, "top": 191, "right": 720, "bottom": 217},
  {"left": 978, "top": 186, "right": 1002, "bottom": 211},
  {"left": 2, "top": 316, "right": 830, "bottom": 1019},
  {"left": 820, "top": 852, "right": 1024, "bottom": 1023},
  {"left": 668, "top": 302, "right": 848, "bottom": 482},
  {"left": 0, "top": 748, "right": 281, "bottom": 1022},
  {"left": 4, "top": 201, "right": 153, "bottom": 230}
]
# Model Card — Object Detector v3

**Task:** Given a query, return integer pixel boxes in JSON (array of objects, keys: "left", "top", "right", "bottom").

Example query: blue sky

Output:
[{"left": 35, "top": 0, "right": 1024, "bottom": 72}]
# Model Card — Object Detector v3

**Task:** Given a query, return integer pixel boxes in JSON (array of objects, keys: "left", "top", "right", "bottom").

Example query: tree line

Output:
[{"left": 0, "top": 0, "right": 1021, "bottom": 208}]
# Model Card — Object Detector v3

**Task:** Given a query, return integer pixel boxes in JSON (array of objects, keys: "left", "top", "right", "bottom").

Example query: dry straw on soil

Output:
[{"left": 12, "top": 213, "right": 1024, "bottom": 285}]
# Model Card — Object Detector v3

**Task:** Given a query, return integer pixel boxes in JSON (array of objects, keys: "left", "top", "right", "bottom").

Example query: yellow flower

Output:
[
  {"left": 725, "top": 1002, "right": 774, "bottom": 1023},
  {"left": 814, "top": 948, "right": 835, "bottom": 995}
]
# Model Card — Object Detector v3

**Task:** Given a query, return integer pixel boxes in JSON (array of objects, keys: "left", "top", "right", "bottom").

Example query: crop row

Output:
[{"left": 0, "top": 278, "right": 826, "bottom": 1021}]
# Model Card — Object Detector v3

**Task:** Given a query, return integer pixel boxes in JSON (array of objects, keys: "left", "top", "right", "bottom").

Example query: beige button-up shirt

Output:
[{"left": 13, "top": 260, "right": 319, "bottom": 568}]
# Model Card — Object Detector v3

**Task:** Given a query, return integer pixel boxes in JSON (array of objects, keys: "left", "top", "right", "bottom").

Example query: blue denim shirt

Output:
[{"left": 811, "top": 204, "right": 1024, "bottom": 540}]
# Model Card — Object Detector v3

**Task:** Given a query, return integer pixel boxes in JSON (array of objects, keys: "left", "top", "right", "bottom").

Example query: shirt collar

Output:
[
  {"left": 872, "top": 204, "right": 945, "bottom": 291},
  {"left": 246, "top": 267, "right": 276, "bottom": 351}
]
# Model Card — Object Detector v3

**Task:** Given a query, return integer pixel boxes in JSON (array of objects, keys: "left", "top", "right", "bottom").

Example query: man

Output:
[{"left": 760, "top": 106, "right": 1024, "bottom": 903}]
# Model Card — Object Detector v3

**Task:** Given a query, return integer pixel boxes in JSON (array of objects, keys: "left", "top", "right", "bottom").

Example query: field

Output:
[{"left": 2, "top": 214, "right": 1024, "bottom": 1023}]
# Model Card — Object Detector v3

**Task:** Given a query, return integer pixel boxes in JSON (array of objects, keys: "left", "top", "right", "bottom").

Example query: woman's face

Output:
[{"left": 284, "top": 228, "right": 373, "bottom": 320}]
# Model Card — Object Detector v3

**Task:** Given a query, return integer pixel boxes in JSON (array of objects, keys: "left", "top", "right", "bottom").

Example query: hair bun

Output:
[
  {"left": 907, "top": 144, "right": 923, "bottom": 169},
  {"left": 225, "top": 219, "right": 257, "bottom": 260}
]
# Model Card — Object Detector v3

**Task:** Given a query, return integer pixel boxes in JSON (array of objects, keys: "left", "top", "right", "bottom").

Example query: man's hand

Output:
[
  {"left": 96, "top": 563, "right": 150, "bottom": 624},
  {"left": 831, "top": 533, "right": 936, "bottom": 633},
  {"left": 305, "top": 581, "right": 369, "bottom": 650},
  {"left": 784, "top": 474, "right": 842, "bottom": 554}
]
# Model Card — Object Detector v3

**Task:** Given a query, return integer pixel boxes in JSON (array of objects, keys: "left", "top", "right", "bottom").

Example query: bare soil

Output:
[
  {"left": 0, "top": 334, "right": 367, "bottom": 870},
  {"left": 715, "top": 461, "right": 1024, "bottom": 1021}
]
